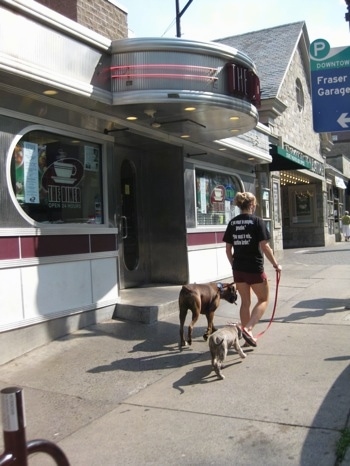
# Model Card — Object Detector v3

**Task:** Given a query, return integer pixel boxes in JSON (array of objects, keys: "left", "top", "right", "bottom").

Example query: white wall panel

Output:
[
  {"left": 188, "top": 247, "right": 232, "bottom": 283},
  {"left": 0, "top": 268, "right": 23, "bottom": 325},
  {"left": 22, "top": 262, "right": 92, "bottom": 319},
  {"left": 216, "top": 247, "right": 232, "bottom": 279},
  {"left": 91, "top": 258, "right": 118, "bottom": 303},
  {"left": 188, "top": 249, "right": 218, "bottom": 283}
]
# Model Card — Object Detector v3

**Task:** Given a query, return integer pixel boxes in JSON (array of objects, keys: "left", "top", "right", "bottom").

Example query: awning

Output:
[
  {"left": 335, "top": 176, "right": 347, "bottom": 189},
  {"left": 269, "top": 145, "right": 312, "bottom": 171}
]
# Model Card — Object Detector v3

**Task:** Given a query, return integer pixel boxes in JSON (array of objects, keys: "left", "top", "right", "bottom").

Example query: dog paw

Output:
[{"left": 179, "top": 341, "right": 189, "bottom": 350}]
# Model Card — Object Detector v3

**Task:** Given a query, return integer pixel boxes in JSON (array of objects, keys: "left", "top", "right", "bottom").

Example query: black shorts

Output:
[{"left": 233, "top": 270, "right": 267, "bottom": 285}]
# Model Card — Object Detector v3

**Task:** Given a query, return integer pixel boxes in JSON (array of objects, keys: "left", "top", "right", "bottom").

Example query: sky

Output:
[{"left": 117, "top": 0, "right": 350, "bottom": 48}]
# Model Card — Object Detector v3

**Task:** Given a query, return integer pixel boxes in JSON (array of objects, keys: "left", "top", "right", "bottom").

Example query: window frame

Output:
[{"left": 296, "top": 78, "right": 304, "bottom": 112}]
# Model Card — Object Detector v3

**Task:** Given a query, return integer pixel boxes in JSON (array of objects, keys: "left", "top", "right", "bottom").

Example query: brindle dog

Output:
[{"left": 179, "top": 282, "right": 237, "bottom": 347}]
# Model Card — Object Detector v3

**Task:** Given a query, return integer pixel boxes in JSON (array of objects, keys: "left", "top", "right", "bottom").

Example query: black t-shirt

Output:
[{"left": 222, "top": 213, "right": 271, "bottom": 273}]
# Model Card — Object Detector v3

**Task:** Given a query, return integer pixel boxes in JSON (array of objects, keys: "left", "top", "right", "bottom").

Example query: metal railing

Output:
[{"left": 0, "top": 386, "right": 70, "bottom": 465}]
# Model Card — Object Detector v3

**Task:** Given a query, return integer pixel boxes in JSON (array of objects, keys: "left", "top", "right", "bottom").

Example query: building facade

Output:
[{"left": 0, "top": 0, "right": 269, "bottom": 363}]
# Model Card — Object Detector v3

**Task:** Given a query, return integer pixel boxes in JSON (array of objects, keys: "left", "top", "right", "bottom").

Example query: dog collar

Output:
[{"left": 217, "top": 283, "right": 223, "bottom": 292}]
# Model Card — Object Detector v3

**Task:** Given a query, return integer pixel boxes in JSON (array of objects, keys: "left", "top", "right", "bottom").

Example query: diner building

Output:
[{"left": 0, "top": 0, "right": 270, "bottom": 362}]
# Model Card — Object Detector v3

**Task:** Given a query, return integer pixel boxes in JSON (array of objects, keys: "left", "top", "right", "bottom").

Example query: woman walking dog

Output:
[{"left": 223, "top": 192, "right": 281, "bottom": 347}]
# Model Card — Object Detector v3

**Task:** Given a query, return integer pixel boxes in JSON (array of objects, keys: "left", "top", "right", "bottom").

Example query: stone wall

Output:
[
  {"left": 274, "top": 47, "right": 322, "bottom": 162},
  {"left": 271, "top": 44, "right": 329, "bottom": 248}
]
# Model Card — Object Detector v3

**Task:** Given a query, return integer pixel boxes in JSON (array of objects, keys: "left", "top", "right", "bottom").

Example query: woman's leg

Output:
[
  {"left": 245, "top": 279, "right": 270, "bottom": 331},
  {"left": 235, "top": 282, "right": 251, "bottom": 328}
]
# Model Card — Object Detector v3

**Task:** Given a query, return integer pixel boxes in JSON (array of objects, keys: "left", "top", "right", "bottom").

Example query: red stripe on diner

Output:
[
  {"left": 91, "top": 234, "right": 117, "bottom": 253},
  {"left": 21, "top": 235, "right": 89, "bottom": 258},
  {"left": 187, "top": 232, "right": 224, "bottom": 246},
  {"left": 0, "top": 237, "right": 20, "bottom": 260}
]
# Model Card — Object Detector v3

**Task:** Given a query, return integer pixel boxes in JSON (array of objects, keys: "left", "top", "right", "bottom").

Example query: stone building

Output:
[{"left": 216, "top": 22, "right": 341, "bottom": 249}]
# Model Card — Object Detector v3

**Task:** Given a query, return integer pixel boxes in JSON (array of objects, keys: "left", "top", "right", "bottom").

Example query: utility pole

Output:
[
  {"left": 345, "top": 0, "right": 350, "bottom": 29},
  {"left": 175, "top": 0, "right": 194, "bottom": 38}
]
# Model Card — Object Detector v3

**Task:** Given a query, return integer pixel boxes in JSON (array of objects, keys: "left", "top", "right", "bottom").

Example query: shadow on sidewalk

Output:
[
  {"left": 301, "top": 248, "right": 350, "bottom": 255},
  {"left": 83, "top": 318, "right": 214, "bottom": 374},
  {"left": 273, "top": 298, "right": 350, "bottom": 322},
  {"left": 172, "top": 357, "right": 245, "bottom": 394},
  {"left": 87, "top": 349, "right": 205, "bottom": 374},
  {"left": 300, "top": 363, "right": 350, "bottom": 465}
]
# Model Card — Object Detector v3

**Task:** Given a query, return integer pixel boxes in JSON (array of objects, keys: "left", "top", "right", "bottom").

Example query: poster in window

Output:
[
  {"left": 14, "top": 145, "right": 24, "bottom": 202},
  {"left": 23, "top": 142, "right": 40, "bottom": 204},
  {"left": 295, "top": 192, "right": 311, "bottom": 217},
  {"left": 84, "top": 146, "right": 100, "bottom": 172},
  {"left": 292, "top": 188, "right": 315, "bottom": 224},
  {"left": 200, "top": 177, "right": 207, "bottom": 214},
  {"left": 272, "top": 181, "right": 281, "bottom": 228}
]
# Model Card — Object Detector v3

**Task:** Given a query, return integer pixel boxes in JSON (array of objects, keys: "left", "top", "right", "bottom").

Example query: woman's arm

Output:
[
  {"left": 225, "top": 242, "right": 234, "bottom": 267},
  {"left": 260, "top": 240, "right": 280, "bottom": 269}
]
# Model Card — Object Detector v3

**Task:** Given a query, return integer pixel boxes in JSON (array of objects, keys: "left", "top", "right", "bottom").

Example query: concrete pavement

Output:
[{"left": 0, "top": 243, "right": 350, "bottom": 465}]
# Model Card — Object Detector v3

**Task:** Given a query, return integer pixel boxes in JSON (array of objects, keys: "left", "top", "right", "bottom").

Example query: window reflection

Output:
[{"left": 195, "top": 168, "right": 241, "bottom": 226}]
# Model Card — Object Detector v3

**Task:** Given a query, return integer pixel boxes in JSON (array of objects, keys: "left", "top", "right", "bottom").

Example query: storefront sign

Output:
[
  {"left": 226, "top": 64, "right": 261, "bottom": 106},
  {"left": 269, "top": 145, "right": 312, "bottom": 171},
  {"left": 335, "top": 176, "right": 347, "bottom": 189}
]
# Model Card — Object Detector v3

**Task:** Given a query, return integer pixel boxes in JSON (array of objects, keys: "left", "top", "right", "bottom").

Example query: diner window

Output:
[
  {"left": 11, "top": 130, "right": 103, "bottom": 224},
  {"left": 195, "top": 168, "right": 241, "bottom": 226}
]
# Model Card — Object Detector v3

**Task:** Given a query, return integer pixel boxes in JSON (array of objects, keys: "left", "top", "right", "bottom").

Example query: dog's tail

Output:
[{"left": 209, "top": 335, "right": 224, "bottom": 347}]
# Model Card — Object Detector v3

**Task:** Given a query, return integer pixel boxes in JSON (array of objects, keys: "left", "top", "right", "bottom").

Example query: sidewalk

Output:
[{"left": 0, "top": 244, "right": 350, "bottom": 465}]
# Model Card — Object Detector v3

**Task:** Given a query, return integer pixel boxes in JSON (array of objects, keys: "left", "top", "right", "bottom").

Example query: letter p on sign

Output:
[{"left": 310, "top": 39, "right": 330, "bottom": 60}]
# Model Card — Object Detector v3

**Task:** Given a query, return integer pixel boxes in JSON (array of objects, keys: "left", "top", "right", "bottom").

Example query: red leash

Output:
[{"left": 255, "top": 268, "right": 281, "bottom": 340}]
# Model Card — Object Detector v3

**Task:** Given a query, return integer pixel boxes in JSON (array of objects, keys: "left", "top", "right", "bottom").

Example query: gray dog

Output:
[{"left": 208, "top": 324, "right": 246, "bottom": 380}]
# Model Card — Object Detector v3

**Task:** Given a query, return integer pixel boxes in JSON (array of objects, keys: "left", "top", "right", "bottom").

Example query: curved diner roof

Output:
[{"left": 109, "top": 37, "right": 261, "bottom": 146}]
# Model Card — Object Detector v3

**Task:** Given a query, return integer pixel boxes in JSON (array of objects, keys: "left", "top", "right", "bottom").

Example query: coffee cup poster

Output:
[{"left": 13, "top": 142, "right": 84, "bottom": 210}]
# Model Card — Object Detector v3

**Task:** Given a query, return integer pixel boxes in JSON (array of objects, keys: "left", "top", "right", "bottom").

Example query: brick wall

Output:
[
  {"left": 35, "top": 0, "right": 128, "bottom": 39},
  {"left": 35, "top": 0, "right": 77, "bottom": 20}
]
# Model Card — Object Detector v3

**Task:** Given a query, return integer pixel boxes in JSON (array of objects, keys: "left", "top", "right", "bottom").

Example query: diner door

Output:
[{"left": 119, "top": 155, "right": 150, "bottom": 288}]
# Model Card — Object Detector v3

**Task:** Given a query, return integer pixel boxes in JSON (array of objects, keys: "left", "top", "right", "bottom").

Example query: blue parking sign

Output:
[{"left": 310, "top": 39, "right": 350, "bottom": 133}]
